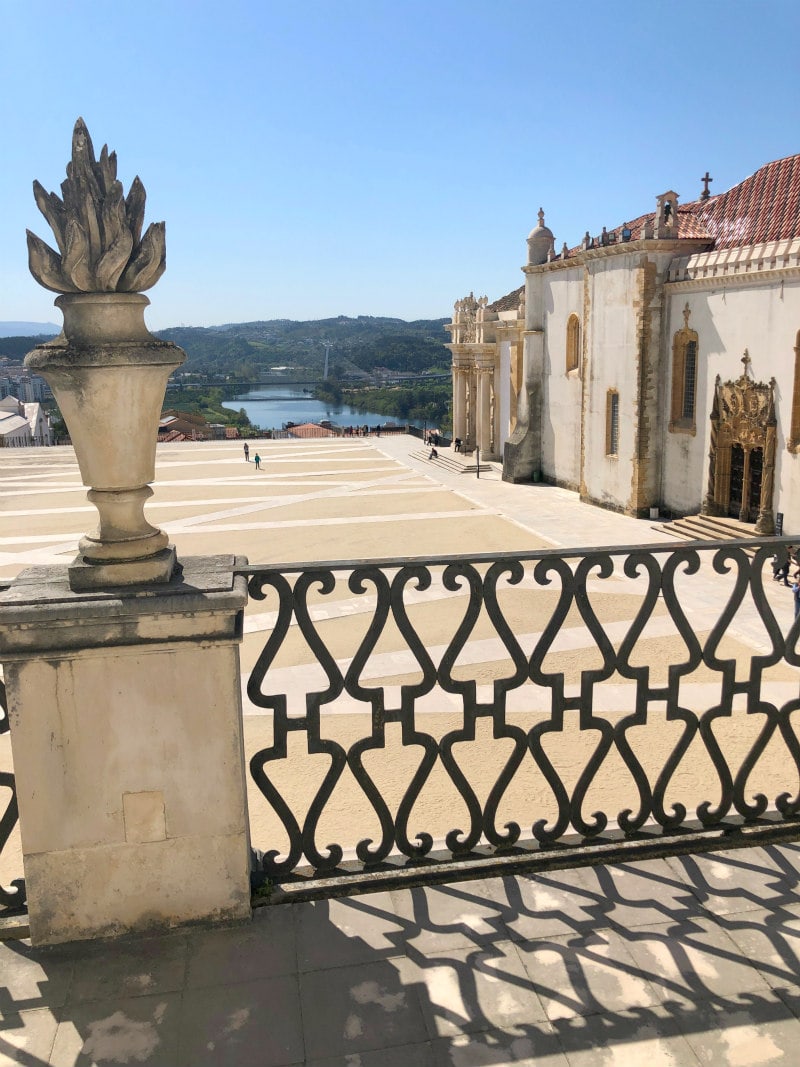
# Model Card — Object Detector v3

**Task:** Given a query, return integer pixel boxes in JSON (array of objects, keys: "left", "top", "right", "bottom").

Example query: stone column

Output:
[
  {"left": 740, "top": 448, "right": 752, "bottom": 523},
  {"left": 0, "top": 556, "right": 251, "bottom": 945},
  {"left": 478, "top": 365, "right": 492, "bottom": 455},
  {"left": 452, "top": 365, "right": 467, "bottom": 442},
  {"left": 467, "top": 367, "right": 478, "bottom": 450}
]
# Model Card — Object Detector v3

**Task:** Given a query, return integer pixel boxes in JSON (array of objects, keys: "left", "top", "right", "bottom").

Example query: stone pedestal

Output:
[{"left": 0, "top": 556, "right": 251, "bottom": 945}]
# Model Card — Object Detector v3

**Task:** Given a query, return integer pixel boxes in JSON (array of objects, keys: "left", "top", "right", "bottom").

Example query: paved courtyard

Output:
[{"left": 0, "top": 436, "right": 799, "bottom": 1064}]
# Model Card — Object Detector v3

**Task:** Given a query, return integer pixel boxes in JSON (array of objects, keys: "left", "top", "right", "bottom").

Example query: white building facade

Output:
[{"left": 447, "top": 156, "right": 800, "bottom": 532}]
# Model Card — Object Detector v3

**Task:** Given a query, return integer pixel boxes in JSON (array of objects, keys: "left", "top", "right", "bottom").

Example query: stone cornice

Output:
[
  {"left": 668, "top": 266, "right": 800, "bottom": 293},
  {"left": 445, "top": 342, "right": 496, "bottom": 357},
  {"left": 666, "top": 238, "right": 800, "bottom": 293},
  {"left": 494, "top": 322, "right": 523, "bottom": 339},
  {"left": 522, "top": 238, "right": 712, "bottom": 275}
]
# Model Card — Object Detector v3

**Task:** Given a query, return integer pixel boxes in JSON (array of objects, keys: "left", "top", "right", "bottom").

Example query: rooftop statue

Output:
[{"left": 27, "top": 117, "right": 165, "bottom": 295}]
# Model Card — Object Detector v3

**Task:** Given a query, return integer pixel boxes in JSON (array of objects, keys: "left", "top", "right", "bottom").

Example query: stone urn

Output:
[
  {"left": 23, "top": 118, "right": 186, "bottom": 590},
  {"left": 25, "top": 292, "right": 185, "bottom": 589}
]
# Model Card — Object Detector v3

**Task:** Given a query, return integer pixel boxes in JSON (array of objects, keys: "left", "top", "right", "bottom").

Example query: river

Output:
[{"left": 223, "top": 385, "right": 427, "bottom": 432}]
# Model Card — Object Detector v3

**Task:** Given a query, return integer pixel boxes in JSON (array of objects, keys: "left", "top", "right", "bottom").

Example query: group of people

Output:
[
  {"left": 343, "top": 425, "right": 379, "bottom": 437},
  {"left": 772, "top": 546, "right": 800, "bottom": 617}
]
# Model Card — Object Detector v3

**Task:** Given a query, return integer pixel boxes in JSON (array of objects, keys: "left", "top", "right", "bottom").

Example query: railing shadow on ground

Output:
[{"left": 0, "top": 845, "right": 799, "bottom": 1063}]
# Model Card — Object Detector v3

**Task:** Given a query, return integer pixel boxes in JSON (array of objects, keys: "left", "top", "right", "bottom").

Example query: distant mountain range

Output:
[
  {"left": 0, "top": 321, "right": 60, "bottom": 338},
  {"left": 0, "top": 315, "right": 451, "bottom": 377}
]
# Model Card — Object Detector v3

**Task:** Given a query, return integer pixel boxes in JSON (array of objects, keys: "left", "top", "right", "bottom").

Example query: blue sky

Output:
[{"left": 1, "top": 0, "right": 798, "bottom": 330}]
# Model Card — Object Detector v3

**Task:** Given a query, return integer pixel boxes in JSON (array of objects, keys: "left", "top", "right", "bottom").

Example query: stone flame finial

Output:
[{"left": 26, "top": 118, "right": 166, "bottom": 295}]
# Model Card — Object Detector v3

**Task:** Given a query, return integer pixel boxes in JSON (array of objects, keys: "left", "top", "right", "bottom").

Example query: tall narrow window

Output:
[
  {"left": 606, "top": 390, "right": 619, "bottom": 455},
  {"left": 682, "top": 340, "right": 697, "bottom": 420},
  {"left": 670, "top": 303, "right": 699, "bottom": 435},
  {"left": 789, "top": 330, "right": 800, "bottom": 452},
  {"left": 566, "top": 314, "right": 580, "bottom": 374}
]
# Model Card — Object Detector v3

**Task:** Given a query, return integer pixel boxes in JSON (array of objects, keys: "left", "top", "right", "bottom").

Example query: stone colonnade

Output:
[{"left": 451, "top": 345, "right": 501, "bottom": 458}]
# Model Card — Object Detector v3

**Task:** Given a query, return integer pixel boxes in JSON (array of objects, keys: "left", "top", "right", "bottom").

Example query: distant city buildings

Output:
[
  {"left": 0, "top": 360, "right": 52, "bottom": 404},
  {"left": 0, "top": 361, "right": 54, "bottom": 446},
  {"left": 158, "top": 409, "right": 216, "bottom": 442},
  {"left": 0, "top": 395, "right": 53, "bottom": 446}
]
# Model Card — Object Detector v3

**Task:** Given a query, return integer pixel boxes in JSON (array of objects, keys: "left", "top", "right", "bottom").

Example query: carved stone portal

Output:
[{"left": 702, "top": 364, "right": 777, "bottom": 534}]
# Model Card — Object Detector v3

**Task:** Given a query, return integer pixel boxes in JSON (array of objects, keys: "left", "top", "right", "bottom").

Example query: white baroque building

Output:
[{"left": 446, "top": 156, "right": 800, "bottom": 532}]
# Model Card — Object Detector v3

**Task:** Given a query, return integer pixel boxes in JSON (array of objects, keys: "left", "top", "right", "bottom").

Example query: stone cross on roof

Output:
[{"left": 700, "top": 171, "right": 713, "bottom": 200}]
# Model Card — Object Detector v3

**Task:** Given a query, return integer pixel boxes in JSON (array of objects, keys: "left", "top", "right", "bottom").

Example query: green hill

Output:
[{"left": 157, "top": 316, "right": 450, "bottom": 378}]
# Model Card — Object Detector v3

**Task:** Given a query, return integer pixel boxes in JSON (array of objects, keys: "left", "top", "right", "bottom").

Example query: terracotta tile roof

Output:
[
  {"left": 482, "top": 155, "right": 800, "bottom": 309},
  {"left": 487, "top": 286, "right": 524, "bottom": 313},
  {"left": 287, "top": 422, "right": 338, "bottom": 438},
  {"left": 561, "top": 154, "right": 800, "bottom": 259},
  {"left": 690, "top": 154, "right": 800, "bottom": 248}
]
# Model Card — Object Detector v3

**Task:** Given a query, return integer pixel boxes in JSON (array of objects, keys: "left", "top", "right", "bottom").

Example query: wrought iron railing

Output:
[
  {"left": 0, "top": 673, "right": 25, "bottom": 912},
  {"left": 242, "top": 539, "right": 800, "bottom": 900}
]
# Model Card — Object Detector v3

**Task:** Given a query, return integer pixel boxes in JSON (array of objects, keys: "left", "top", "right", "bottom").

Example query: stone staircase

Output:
[
  {"left": 410, "top": 448, "right": 493, "bottom": 475},
  {"left": 654, "top": 512, "right": 762, "bottom": 547}
]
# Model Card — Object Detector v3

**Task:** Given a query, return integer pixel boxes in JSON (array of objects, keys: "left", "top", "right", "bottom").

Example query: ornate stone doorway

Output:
[
  {"left": 702, "top": 357, "right": 777, "bottom": 534},
  {"left": 728, "top": 444, "right": 744, "bottom": 518},
  {"left": 727, "top": 444, "right": 764, "bottom": 521}
]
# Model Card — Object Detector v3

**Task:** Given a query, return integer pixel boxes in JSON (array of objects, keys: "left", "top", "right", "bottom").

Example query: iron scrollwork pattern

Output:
[
  {"left": 243, "top": 540, "right": 800, "bottom": 884},
  {"left": 0, "top": 675, "right": 25, "bottom": 911}
]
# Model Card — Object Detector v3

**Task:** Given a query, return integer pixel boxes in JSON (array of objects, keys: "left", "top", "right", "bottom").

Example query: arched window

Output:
[
  {"left": 670, "top": 304, "right": 699, "bottom": 435},
  {"left": 606, "top": 389, "right": 619, "bottom": 456},
  {"left": 566, "top": 314, "right": 581, "bottom": 374},
  {"left": 789, "top": 329, "right": 800, "bottom": 453}
]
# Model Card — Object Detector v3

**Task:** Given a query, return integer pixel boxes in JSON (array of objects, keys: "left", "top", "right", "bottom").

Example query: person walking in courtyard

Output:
[
  {"left": 776, "top": 545, "right": 795, "bottom": 585},
  {"left": 243, "top": 442, "right": 250, "bottom": 462},
  {"left": 254, "top": 452, "right": 261, "bottom": 470},
  {"left": 791, "top": 575, "right": 800, "bottom": 621}
]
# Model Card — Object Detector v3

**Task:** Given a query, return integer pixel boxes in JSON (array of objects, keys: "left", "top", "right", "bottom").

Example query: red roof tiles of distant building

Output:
[
  {"left": 288, "top": 422, "right": 337, "bottom": 438},
  {"left": 488, "top": 287, "right": 524, "bottom": 313}
]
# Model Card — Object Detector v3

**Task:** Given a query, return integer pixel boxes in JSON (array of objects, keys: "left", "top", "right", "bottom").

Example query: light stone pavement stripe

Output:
[
  {"left": 241, "top": 613, "right": 796, "bottom": 714},
  {"left": 242, "top": 681, "right": 800, "bottom": 717}
]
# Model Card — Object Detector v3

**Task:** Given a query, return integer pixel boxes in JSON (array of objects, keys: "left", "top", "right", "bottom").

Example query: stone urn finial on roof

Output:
[{"left": 24, "top": 118, "right": 186, "bottom": 591}]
